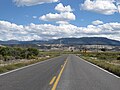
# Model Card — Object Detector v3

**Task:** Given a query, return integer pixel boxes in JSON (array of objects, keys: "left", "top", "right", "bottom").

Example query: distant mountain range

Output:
[{"left": 0, "top": 37, "right": 120, "bottom": 46}]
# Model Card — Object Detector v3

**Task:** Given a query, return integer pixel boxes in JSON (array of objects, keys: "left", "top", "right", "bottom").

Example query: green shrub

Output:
[{"left": 3, "top": 56, "right": 15, "bottom": 61}]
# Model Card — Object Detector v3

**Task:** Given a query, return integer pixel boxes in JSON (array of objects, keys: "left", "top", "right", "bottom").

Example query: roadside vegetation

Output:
[
  {"left": 0, "top": 46, "right": 60, "bottom": 74},
  {"left": 79, "top": 52, "right": 120, "bottom": 77},
  {"left": 0, "top": 46, "right": 39, "bottom": 60}
]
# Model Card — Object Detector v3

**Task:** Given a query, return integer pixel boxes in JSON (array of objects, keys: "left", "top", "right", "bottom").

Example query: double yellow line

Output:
[{"left": 49, "top": 59, "right": 68, "bottom": 90}]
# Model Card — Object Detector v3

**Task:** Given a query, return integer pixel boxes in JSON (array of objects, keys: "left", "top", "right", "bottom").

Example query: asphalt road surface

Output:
[
  {"left": 0, "top": 54, "right": 120, "bottom": 90},
  {"left": 57, "top": 55, "right": 120, "bottom": 90}
]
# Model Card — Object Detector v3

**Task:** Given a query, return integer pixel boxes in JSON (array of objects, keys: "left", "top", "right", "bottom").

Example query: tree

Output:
[
  {"left": 27, "top": 48, "right": 39, "bottom": 56},
  {"left": 0, "top": 47, "right": 14, "bottom": 56},
  {"left": 13, "top": 47, "right": 23, "bottom": 59},
  {"left": 0, "top": 47, "right": 39, "bottom": 60}
]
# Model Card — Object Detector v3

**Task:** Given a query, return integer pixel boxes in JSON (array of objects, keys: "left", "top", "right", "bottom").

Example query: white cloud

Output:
[
  {"left": 40, "top": 3, "right": 75, "bottom": 24},
  {"left": 81, "top": 0, "right": 119, "bottom": 15},
  {"left": 55, "top": 3, "right": 73, "bottom": 12},
  {"left": 13, "top": 0, "right": 59, "bottom": 7},
  {"left": 92, "top": 20, "right": 104, "bottom": 25},
  {"left": 0, "top": 20, "right": 120, "bottom": 41},
  {"left": 40, "top": 12, "right": 75, "bottom": 21}
]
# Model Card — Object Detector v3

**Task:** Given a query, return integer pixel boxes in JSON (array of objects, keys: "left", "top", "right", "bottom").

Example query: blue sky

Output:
[{"left": 0, "top": 0, "right": 120, "bottom": 41}]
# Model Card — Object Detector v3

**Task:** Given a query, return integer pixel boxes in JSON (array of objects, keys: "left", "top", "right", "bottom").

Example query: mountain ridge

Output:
[{"left": 0, "top": 37, "right": 120, "bottom": 46}]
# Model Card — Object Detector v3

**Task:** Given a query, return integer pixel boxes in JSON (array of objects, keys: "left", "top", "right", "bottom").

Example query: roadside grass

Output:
[
  {"left": 80, "top": 52, "right": 120, "bottom": 77},
  {"left": 0, "top": 54, "right": 59, "bottom": 74},
  {"left": 39, "top": 51, "right": 80, "bottom": 55},
  {"left": 39, "top": 51, "right": 60, "bottom": 57}
]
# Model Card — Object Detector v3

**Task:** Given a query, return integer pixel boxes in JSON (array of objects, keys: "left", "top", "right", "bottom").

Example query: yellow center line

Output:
[
  {"left": 61, "top": 65, "right": 63, "bottom": 68},
  {"left": 51, "top": 59, "right": 68, "bottom": 90},
  {"left": 49, "top": 76, "right": 56, "bottom": 85}
]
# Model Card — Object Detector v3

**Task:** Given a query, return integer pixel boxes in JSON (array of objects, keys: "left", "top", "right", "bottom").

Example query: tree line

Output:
[{"left": 0, "top": 46, "right": 39, "bottom": 61}]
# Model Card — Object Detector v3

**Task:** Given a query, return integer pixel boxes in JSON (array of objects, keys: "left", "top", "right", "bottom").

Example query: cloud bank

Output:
[{"left": 0, "top": 20, "right": 120, "bottom": 41}]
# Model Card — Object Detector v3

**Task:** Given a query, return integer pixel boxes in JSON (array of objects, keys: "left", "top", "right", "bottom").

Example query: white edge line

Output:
[
  {"left": 0, "top": 56, "right": 60, "bottom": 77},
  {"left": 76, "top": 56, "right": 120, "bottom": 79}
]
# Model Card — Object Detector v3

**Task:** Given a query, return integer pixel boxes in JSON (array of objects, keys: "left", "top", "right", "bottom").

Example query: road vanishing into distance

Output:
[{"left": 0, "top": 54, "right": 120, "bottom": 90}]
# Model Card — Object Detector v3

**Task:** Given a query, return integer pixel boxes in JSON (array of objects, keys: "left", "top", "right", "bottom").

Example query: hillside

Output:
[
  {"left": 50, "top": 37, "right": 120, "bottom": 46},
  {"left": 0, "top": 37, "right": 120, "bottom": 46}
]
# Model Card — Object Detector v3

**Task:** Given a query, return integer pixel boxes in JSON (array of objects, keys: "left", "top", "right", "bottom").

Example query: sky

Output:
[{"left": 0, "top": 0, "right": 120, "bottom": 41}]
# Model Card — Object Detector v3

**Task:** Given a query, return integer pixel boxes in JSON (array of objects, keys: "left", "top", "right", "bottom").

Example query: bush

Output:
[
  {"left": 0, "top": 47, "right": 14, "bottom": 56},
  {"left": 3, "top": 56, "right": 15, "bottom": 61},
  {"left": 0, "top": 47, "right": 40, "bottom": 60},
  {"left": 27, "top": 55, "right": 36, "bottom": 59},
  {"left": 27, "top": 48, "right": 39, "bottom": 56}
]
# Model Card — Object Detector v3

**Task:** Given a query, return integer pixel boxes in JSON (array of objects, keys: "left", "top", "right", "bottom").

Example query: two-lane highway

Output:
[{"left": 0, "top": 54, "right": 120, "bottom": 90}]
